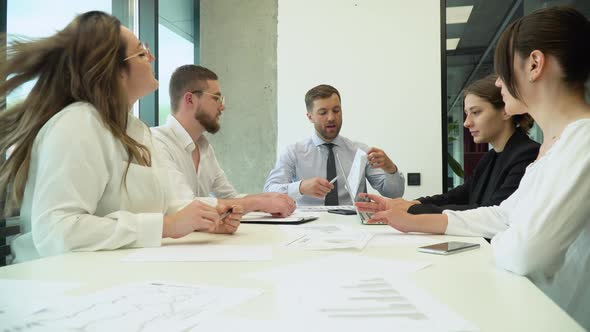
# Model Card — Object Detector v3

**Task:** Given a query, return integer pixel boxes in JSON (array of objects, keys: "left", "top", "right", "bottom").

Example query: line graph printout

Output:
[
  {"left": 4, "top": 281, "right": 261, "bottom": 332},
  {"left": 0, "top": 279, "right": 81, "bottom": 325}
]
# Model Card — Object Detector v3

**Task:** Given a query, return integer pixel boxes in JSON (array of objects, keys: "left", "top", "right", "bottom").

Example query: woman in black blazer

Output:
[{"left": 405, "top": 74, "right": 540, "bottom": 214}]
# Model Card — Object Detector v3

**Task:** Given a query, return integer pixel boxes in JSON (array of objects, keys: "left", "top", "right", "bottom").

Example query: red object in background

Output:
[{"left": 463, "top": 124, "right": 489, "bottom": 179}]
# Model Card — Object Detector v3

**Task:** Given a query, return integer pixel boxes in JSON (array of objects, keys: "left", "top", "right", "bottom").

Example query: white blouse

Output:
[
  {"left": 445, "top": 119, "right": 590, "bottom": 330},
  {"left": 12, "top": 102, "right": 190, "bottom": 263}
]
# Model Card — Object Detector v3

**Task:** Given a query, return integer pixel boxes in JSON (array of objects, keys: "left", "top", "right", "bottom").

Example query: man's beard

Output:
[
  {"left": 195, "top": 107, "right": 220, "bottom": 134},
  {"left": 316, "top": 123, "right": 340, "bottom": 141}
]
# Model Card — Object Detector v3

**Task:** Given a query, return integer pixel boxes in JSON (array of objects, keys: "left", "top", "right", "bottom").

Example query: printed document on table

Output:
[
  {"left": 0, "top": 279, "right": 82, "bottom": 325},
  {"left": 194, "top": 274, "right": 475, "bottom": 332},
  {"left": 283, "top": 224, "right": 373, "bottom": 250},
  {"left": 4, "top": 281, "right": 262, "bottom": 332},
  {"left": 275, "top": 274, "right": 478, "bottom": 332},
  {"left": 122, "top": 244, "right": 272, "bottom": 262}
]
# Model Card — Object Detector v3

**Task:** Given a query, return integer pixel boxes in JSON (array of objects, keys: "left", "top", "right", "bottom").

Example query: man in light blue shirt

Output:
[{"left": 264, "top": 84, "right": 404, "bottom": 206}]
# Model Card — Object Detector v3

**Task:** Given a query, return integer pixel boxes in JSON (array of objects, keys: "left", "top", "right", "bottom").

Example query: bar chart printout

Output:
[{"left": 276, "top": 276, "right": 478, "bottom": 332}]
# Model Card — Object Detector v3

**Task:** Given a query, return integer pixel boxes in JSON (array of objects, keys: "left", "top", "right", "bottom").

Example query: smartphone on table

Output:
[{"left": 417, "top": 241, "right": 480, "bottom": 255}]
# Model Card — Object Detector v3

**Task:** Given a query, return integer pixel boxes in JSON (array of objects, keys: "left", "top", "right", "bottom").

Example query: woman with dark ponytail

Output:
[
  {"left": 357, "top": 7, "right": 590, "bottom": 328},
  {"left": 0, "top": 11, "right": 242, "bottom": 263},
  {"left": 404, "top": 74, "right": 539, "bottom": 214}
]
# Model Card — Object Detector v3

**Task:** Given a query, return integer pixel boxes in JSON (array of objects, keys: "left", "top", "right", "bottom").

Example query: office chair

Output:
[
  {"left": 0, "top": 159, "right": 20, "bottom": 266},
  {"left": 1, "top": 217, "right": 20, "bottom": 266}
]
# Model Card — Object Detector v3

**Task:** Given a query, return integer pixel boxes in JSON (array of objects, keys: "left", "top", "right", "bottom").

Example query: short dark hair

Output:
[
  {"left": 304, "top": 84, "right": 341, "bottom": 112},
  {"left": 494, "top": 6, "right": 590, "bottom": 101},
  {"left": 464, "top": 74, "right": 534, "bottom": 134},
  {"left": 169, "top": 65, "right": 218, "bottom": 113}
]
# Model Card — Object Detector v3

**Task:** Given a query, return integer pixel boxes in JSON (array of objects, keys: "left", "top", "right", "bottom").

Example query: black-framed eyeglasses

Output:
[{"left": 191, "top": 90, "right": 225, "bottom": 106}]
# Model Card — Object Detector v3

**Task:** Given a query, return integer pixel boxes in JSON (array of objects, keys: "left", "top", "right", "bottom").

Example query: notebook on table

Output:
[{"left": 240, "top": 212, "right": 318, "bottom": 225}]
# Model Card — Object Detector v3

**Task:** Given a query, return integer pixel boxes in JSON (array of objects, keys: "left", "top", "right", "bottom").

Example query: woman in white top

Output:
[
  {"left": 357, "top": 6, "right": 590, "bottom": 329},
  {"left": 0, "top": 11, "right": 242, "bottom": 263}
]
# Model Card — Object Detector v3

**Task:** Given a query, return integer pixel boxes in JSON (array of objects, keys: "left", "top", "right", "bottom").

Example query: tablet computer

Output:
[{"left": 417, "top": 241, "right": 480, "bottom": 255}]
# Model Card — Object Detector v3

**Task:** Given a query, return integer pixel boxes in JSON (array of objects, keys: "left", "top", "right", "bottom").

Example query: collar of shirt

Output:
[
  {"left": 127, "top": 112, "right": 150, "bottom": 144},
  {"left": 311, "top": 132, "right": 344, "bottom": 148},
  {"left": 164, "top": 114, "right": 209, "bottom": 153}
]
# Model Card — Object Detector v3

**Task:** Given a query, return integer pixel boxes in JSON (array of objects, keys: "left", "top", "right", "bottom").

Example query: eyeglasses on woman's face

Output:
[{"left": 123, "top": 42, "right": 152, "bottom": 62}]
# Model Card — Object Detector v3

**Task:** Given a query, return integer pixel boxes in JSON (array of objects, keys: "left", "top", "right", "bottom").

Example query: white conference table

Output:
[{"left": 0, "top": 212, "right": 583, "bottom": 332}]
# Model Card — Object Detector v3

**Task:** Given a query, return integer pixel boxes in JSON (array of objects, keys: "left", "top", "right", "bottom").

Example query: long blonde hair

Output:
[{"left": 0, "top": 11, "right": 151, "bottom": 215}]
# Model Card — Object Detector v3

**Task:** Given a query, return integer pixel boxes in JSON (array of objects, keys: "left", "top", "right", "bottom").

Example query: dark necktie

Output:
[{"left": 324, "top": 143, "right": 339, "bottom": 206}]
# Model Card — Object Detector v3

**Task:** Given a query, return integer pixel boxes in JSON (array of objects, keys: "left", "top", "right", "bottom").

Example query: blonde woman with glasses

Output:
[{"left": 0, "top": 11, "right": 242, "bottom": 263}]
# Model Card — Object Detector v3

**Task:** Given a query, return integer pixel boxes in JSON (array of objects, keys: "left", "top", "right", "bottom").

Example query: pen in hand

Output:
[
  {"left": 220, "top": 208, "right": 233, "bottom": 220},
  {"left": 324, "top": 176, "right": 339, "bottom": 197}
]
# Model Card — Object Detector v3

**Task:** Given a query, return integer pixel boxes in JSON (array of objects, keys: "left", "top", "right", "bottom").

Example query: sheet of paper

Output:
[
  {"left": 366, "top": 229, "right": 440, "bottom": 247},
  {"left": 241, "top": 211, "right": 319, "bottom": 222},
  {"left": 121, "top": 244, "right": 272, "bottom": 262},
  {"left": 275, "top": 274, "right": 478, "bottom": 332},
  {"left": 194, "top": 274, "right": 477, "bottom": 332},
  {"left": 297, "top": 205, "right": 355, "bottom": 212},
  {"left": 348, "top": 149, "right": 368, "bottom": 199},
  {"left": 247, "top": 254, "right": 431, "bottom": 282},
  {"left": 4, "top": 281, "right": 262, "bottom": 332},
  {"left": 283, "top": 224, "right": 373, "bottom": 250},
  {"left": 0, "top": 279, "right": 82, "bottom": 325}
]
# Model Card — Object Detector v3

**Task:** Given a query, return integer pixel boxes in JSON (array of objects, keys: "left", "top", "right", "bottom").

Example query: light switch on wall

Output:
[{"left": 407, "top": 173, "right": 421, "bottom": 186}]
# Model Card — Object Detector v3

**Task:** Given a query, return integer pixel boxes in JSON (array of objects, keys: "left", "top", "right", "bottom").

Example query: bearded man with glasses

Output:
[{"left": 151, "top": 65, "right": 296, "bottom": 217}]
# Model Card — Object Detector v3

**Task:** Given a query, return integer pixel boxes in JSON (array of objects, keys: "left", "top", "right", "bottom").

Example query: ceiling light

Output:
[
  {"left": 447, "top": 38, "right": 460, "bottom": 50},
  {"left": 446, "top": 6, "right": 473, "bottom": 24}
]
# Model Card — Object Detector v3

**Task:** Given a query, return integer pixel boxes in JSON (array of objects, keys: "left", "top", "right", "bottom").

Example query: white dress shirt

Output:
[
  {"left": 444, "top": 119, "right": 590, "bottom": 330},
  {"left": 13, "top": 102, "right": 191, "bottom": 263},
  {"left": 264, "top": 133, "right": 405, "bottom": 205},
  {"left": 151, "top": 115, "right": 245, "bottom": 202}
]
